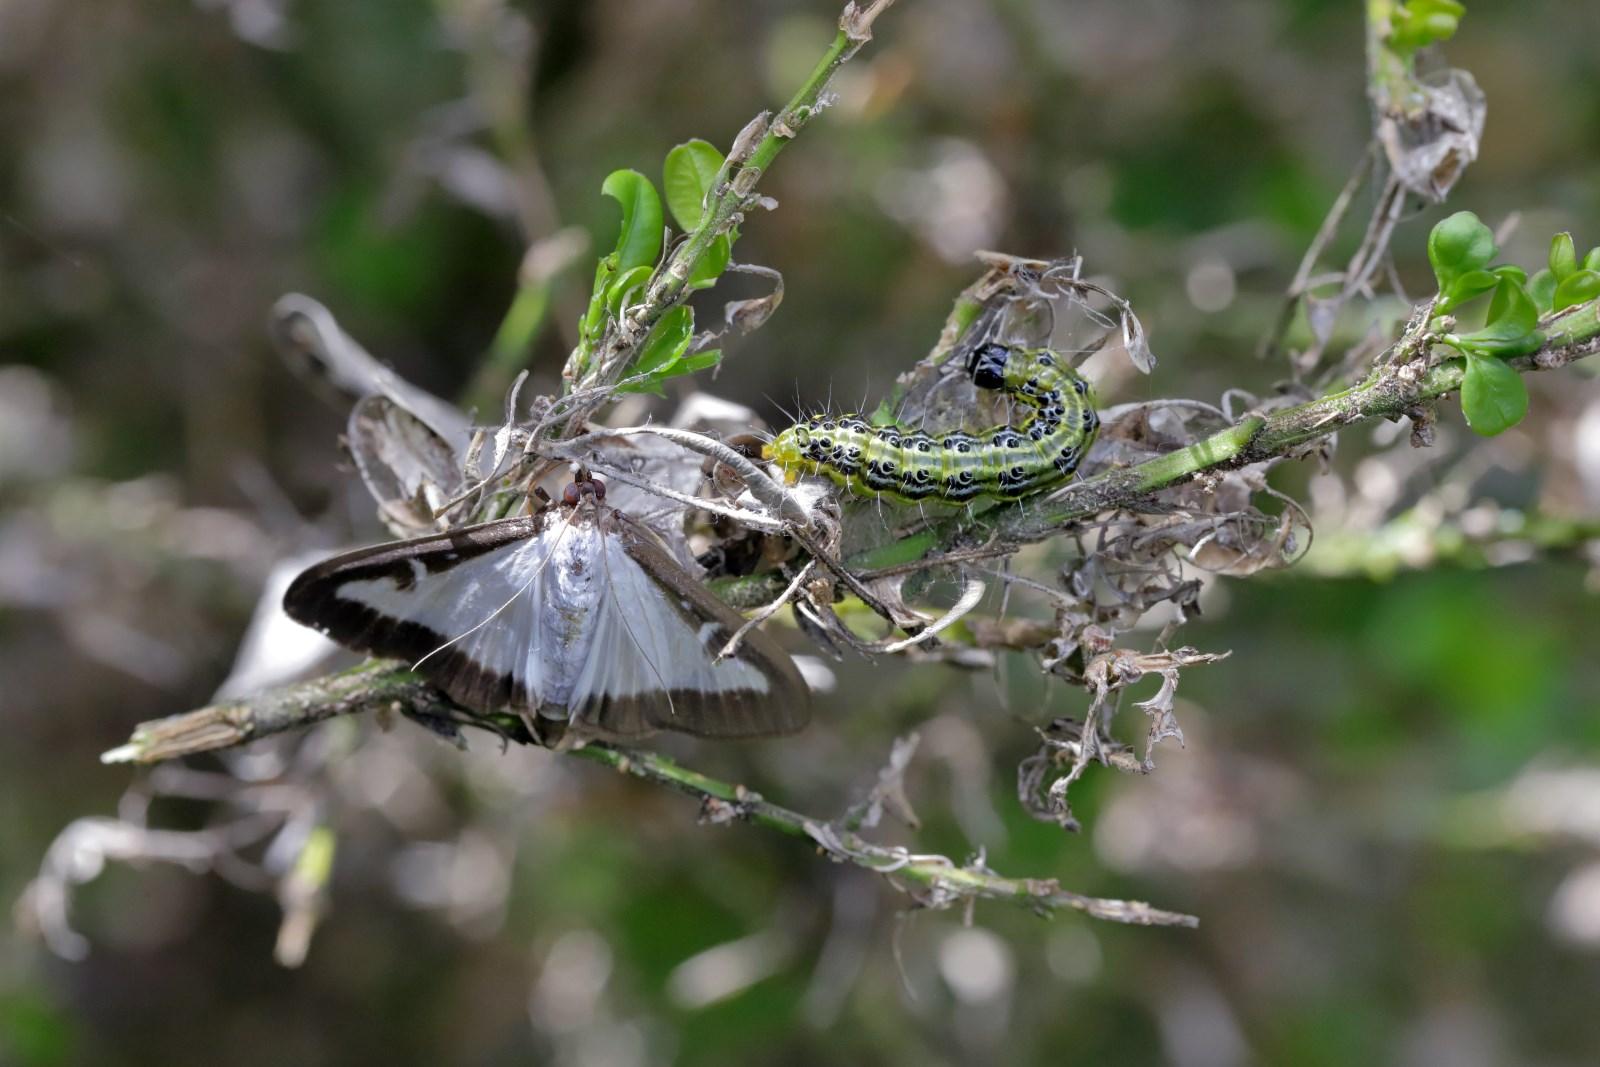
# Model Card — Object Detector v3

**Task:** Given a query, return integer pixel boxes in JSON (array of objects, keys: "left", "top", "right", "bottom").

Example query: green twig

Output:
[
  {"left": 715, "top": 301, "right": 1600, "bottom": 608},
  {"left": 564, "top": 0, "right": 899, "bottom": 401},
  {"left": 1366, "top": 0, "right": 1416, "bottom": 116},
  {"left": 102, "top": 667, "right": 1196, "bottom": 930}
]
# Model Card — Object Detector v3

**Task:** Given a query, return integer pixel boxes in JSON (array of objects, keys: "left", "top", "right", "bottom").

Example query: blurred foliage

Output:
[{"left": 2, "top": 1, "right": 1600, "bottom": 1065}]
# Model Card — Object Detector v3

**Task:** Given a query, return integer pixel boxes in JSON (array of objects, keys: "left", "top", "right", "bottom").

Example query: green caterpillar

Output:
[{"left": 764, "top": 342, "right": 1099, "bottom": 503}]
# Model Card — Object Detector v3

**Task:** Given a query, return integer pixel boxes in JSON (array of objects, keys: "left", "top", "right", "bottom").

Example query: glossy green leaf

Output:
[
  {"left": 1449, "top": 277, "right": 1542, "bottom": 357},
  {"left": 605, "top": 265, "right": 653, "bottom": 319},
  {"left": 1389, "top": 0, "right": 1464, "bottom": 53},
  {"left": 663, "top": 139, "right": 725, "bottom": 232},
  {"left": 658, "top": 348, "right": 722, "bottom": 381},
  {"left": 619, "top": 305, "right": 693, "bottom": 392},
  {"left": 580, "top": 260, "right": 614, "bottom": 340},
  {"left": 1585, "top": 247, "right": 1600, "bottom": 272},
  {"left": 1428, "top": 211, "right": 1495, "bottom": 297},
  {"left": 1485, "top": 275, "right": 1539, "bottom": 335},
  {"left": 1549, "top": 232, "right": 1577, "bottom": 281},
  {"left": 1460, "top": 351, "right": 1529, "bottom": 436},
  {"left": 1454, "top": 330, "right": 1544, "bottom": 358},
  {"left": 1492, "top": 264, "right": 1527, "bottom": 286},
  {"left": 686, "top": 234, "right": 732, "bottom": 290},
  {"left": 1441, "top": 269, "right": 1497, "bottom": 310},
  {"left": 600, "top": 169, "right": 664, "bottom": 273},
  {"left": 1553, "top": 269, "right": 1600, "bottom": 311},
  {"left": 1528, "top": 269, "right": 1557, "bottom": 313}
]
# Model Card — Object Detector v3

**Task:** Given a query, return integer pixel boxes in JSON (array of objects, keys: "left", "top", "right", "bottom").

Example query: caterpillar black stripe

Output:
[{"left": 764, "top": 343, "right": 1099, "bottom": 503}]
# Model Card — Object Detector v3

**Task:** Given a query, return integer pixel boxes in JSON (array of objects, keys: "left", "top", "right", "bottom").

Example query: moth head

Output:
[{"left": 561, "top": 474, "right": 607, "bottom": 507}]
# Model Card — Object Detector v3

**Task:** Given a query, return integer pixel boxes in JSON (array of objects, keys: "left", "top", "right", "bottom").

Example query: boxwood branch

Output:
[
  {"left": 568, "top": 0, "right": 900, "bottom": 400},
  {"left": 103, "top": 665, "right": 1196, "bottom": 930},
  {"left": 715, "top": 303, "right": 1600, "bottom": 608}
]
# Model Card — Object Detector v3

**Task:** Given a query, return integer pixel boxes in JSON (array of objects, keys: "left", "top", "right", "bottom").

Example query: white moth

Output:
[{"left": 283, "top": 478, "right": 809, "bottom": 744}]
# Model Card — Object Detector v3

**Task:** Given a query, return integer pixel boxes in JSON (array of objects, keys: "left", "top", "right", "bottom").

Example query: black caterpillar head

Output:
[{"left": 966, "top": 342, "right": 1011, "bottom": 391}]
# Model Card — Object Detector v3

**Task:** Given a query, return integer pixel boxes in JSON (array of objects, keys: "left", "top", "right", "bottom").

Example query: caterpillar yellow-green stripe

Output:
[{"left": 764, "top": 343, "right": 1099, "bottom": 503}]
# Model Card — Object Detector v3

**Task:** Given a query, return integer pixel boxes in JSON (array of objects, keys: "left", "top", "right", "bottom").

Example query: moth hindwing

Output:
[
  {"left": 283, "top": 501, "right": 809, "bottom": 743},
  {"left": 764, "top": 343, "right": 1100, "bottom": 503}
]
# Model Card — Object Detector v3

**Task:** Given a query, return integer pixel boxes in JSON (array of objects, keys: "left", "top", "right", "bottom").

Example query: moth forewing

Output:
[
  {"left": 281, "top": 514, "right": 549, "bottom": 710},
  {"left": 588, "top": 514, "right": 810, "bottom": 738},
  {"left": 282, "top": 502, "right": 809, "bottom": 743}
]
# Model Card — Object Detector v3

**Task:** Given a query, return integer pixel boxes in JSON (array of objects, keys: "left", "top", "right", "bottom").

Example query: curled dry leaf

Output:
[
  {"left": 270, "top": 294, "right": 472, "bottom": 457},
  {"left": 347, "top": 396, "right": 467, "bottom": 537},
  {"left": 722, "top": 264, "right": 785, "bottom": 336},
  {"left": 1375, "top": 68, "right": 1485, "bottom": 202}
]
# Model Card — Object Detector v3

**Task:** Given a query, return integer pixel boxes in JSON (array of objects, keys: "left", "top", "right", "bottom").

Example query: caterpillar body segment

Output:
[{"left": 764, "top": 343, "right": 1099, "bottom": 504}]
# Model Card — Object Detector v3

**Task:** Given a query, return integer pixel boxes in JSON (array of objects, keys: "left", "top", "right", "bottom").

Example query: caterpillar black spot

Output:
[{"left": 764, "top": 343, "right": 1099, "bottom": 503}]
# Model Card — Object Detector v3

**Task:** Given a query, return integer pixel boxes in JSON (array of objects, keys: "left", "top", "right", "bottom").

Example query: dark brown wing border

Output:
[{"left": 282, "top": 515, "right": 547, "bottom": 710}]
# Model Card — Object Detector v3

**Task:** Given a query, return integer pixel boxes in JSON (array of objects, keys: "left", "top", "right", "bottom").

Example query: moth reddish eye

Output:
[{"left": 562, "top": 483, "right": 580, "bottom": 505}]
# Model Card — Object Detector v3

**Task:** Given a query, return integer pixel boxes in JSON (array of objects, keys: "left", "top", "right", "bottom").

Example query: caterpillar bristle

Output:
[{"left": 764, "top": 344, "right": 1099, "bottom": 506}]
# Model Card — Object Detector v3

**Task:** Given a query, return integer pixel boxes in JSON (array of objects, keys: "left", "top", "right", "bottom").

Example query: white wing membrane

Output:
[
  {"left": 283, "top": 504, "right": 808, "bottom": 741},
  {"left": 563, "top": 534, "right": 776, "bottom": 734}
]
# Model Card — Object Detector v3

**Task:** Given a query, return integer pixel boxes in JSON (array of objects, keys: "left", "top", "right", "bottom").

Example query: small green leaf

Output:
[
  {"left": 580, "top": 260, "right": 614, "bottom": 340},
  {"left": 686, "top": 234, "right": 732, "bottom": 290},
  {"left": 1492, "top": 264, "right": 1527, "bottom": 286},
  {"left": 658, "top": 348, "right": 722, "bottom": 381},
  {"left": 1453, "top": 330, "right": 1544, "bottom": 358},
  {"left": 1428, "top": 211, "right": 1496, "bottom": 297},
  {"left": 1553, "top": 269, "right": 1600, "bottom": 311},
  {"left": 1485, "top": 275, "right": 1539, "bottom": 335},
  {"left": 1584, "top": 247, "right": 1600, "bottom": 272},
  {"left": 663, "top": 139, "right": 726, "bottom": 232},
  {"left": 1440, "top": 269, "right": 1497, "bottom": 310},
  {"left": 605, "top": 265, "right": 653, "bottom": 318},
  {"left": 1549, "top": 232, "right": 1578, "bottom": 281},
  {"left": 1448, "top": 277, "right": 1543, "bottom": 357},
  {"left": 1528, "top": 269, "right": 1557, "bottom": 312},
  {"left": 601, "top": 169, "right": 664, "bottom": 273},
  {"left": 619, "top": 305, "right": 693, "bottom": 392},
  {"left": 1460, "top": 351, "right": 1529, "bottom": 436},
  {"left": 1390, "top": 0, "right": 1464, "bottom": 53}
]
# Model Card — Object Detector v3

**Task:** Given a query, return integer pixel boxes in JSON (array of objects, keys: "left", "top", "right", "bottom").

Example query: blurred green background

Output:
[{"left": 3, "top": 1, "right": 1599, "bottom": 1064}]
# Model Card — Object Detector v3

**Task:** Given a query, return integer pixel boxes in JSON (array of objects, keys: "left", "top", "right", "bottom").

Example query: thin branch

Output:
[
  {"left": 559, "top": 0, "right": 901, "bottom": 415},
  {"left": 102, "top": 667, "right": 1197, "bottom": 930},
  {"left": 1260, "top": 142, "right": 1377, "bottom": 361},
  {"left": 101, "top": 661, "right": 457, "bottom": 765},
  {"left": 716, "top": 300, "right": 1600, "bottom": 607}
]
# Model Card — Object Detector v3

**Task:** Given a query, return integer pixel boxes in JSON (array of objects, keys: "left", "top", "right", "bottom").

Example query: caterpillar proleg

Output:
[{"left": 764, "top": 343, "right": 1099, "bottom": 503}]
